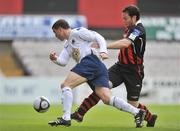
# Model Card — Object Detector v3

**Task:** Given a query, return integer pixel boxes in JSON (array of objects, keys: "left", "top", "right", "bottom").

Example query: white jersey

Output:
[{"left": 56, "top": 27, "right": 108, "bottom": 66}]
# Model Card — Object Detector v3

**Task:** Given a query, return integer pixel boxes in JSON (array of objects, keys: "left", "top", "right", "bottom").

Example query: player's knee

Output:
[
  {"left": 60, "top": 83, "right": 65, "bottom": 89},
  {"left": 61, "top": 83, "right": 74, "bottom": 89}
]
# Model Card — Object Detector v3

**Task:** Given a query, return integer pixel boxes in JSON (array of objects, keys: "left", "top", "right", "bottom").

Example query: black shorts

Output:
[{"left": 108, "top": 62, "right": 144, "bottom": 101}]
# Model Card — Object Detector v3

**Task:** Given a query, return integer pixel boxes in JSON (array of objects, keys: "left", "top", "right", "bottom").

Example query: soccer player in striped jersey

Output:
[
  {"left": 48, "top": 19, "right": 145, "bottom": 128},
  {"left": 71, "top": 5, "right": 157, "bottom": 127}
]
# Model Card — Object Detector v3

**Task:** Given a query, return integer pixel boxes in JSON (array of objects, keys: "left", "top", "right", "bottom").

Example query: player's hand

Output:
[
  {"left": 91, "top": 42, "right": 100, "bottom": 48},
  {"left": 100, "top": 52, "right": 108, "bottom": 60},
  {"left": 49, "top": 52, "right": 57, "bottom": 61}
]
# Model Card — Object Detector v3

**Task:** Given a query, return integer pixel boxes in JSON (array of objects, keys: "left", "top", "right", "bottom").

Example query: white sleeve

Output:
[
  {"left": 78, "top": 29, "right": 108, "bottom": 54},
  {"left": 53, "top": 48, "right": 70, "bottom": 66},
  {"left": 93, "top": 32, "right": 108, "bottom": 54}
]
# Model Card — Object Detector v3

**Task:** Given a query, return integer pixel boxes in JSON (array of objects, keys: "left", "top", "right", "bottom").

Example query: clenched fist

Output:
[{"left": 49, "top": 52, "right": 57, "bottom": 61}]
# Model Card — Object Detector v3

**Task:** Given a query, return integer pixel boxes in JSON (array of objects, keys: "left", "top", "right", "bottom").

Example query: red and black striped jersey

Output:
[{"left": 118, "top": 21, "right": 146, "bottom": 65}]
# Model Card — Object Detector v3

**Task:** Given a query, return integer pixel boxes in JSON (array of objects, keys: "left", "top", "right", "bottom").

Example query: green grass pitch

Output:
[{"left": 0, "top": 104, "right": 180, "bottom": 131}]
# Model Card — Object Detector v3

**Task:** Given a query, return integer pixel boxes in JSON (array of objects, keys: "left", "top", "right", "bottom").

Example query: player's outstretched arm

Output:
[{"left": 107, "top": 38, "right": 131, "bottom": 49}]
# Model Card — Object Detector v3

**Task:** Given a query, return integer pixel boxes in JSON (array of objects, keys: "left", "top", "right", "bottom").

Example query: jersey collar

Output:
[{"left": 135, "top": 20, "right": 142, "bottom": 25}]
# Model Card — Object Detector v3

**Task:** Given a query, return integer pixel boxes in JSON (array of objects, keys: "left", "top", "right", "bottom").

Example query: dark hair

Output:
[
  {"left": 52, "top": 19, "right": 70, "bottom": 29},
  {"left": 122, "top": 5, "right": 140, "bottom": 21}
]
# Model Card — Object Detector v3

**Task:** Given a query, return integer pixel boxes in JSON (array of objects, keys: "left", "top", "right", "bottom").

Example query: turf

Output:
[{"left": 0, "top": 104, "right": 180, "bottom": 131}]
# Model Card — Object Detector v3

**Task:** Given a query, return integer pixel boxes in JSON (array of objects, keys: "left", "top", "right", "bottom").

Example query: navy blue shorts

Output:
[{"left": 71, "top": 54, "right": 109, "bottom": 90}]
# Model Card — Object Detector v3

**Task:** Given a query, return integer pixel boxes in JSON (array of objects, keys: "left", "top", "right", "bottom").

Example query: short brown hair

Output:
[
  {"left": 52, "top": 19, "right": 70, "bottom": 29},
  {"left": 123, "top": 5, "right": 140, "bottom": 21}
]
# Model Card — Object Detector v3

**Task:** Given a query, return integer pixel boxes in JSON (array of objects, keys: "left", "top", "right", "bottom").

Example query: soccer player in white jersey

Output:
[{"left": 48, "top": 19, "right": 146, "bottom": 128}]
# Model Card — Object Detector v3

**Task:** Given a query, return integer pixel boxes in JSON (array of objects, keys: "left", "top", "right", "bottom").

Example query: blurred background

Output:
[{"left": 0, "top": 0, "right": 180, "bottom": 105}]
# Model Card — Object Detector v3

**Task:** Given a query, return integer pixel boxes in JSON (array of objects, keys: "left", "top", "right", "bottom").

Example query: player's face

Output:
[
  {"left": 53, "top": 28, "right": 65, "bottom": 41},
  {"left": 122, "top": 12, "right": 135, "bottom": 28}
]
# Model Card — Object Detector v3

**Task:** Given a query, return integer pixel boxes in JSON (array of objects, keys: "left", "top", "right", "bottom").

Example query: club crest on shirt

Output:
[{"left": 72, "top": 48, "right": 80, "bottom": 63}]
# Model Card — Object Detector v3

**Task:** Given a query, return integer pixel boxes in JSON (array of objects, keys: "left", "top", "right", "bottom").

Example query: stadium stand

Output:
[
  {"left": 12, "top": 40, "right": 76, "bottom": 76},
  {"left": 0, "top": 54, "right": 24, "bottom": 76},
  {"left": 0, "top": 41, "right": 24, "bottom": 76},
  {"left": 0, "top": 69, "right": 4, "bottom": 77},
  {"left": 12, "top": 40, "right": 180, "bottom": 77}
]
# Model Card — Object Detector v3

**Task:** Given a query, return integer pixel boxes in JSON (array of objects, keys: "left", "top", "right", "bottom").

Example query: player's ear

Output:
[{"left": 132, "top": 16, "right": 137, "bottom": 23}]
